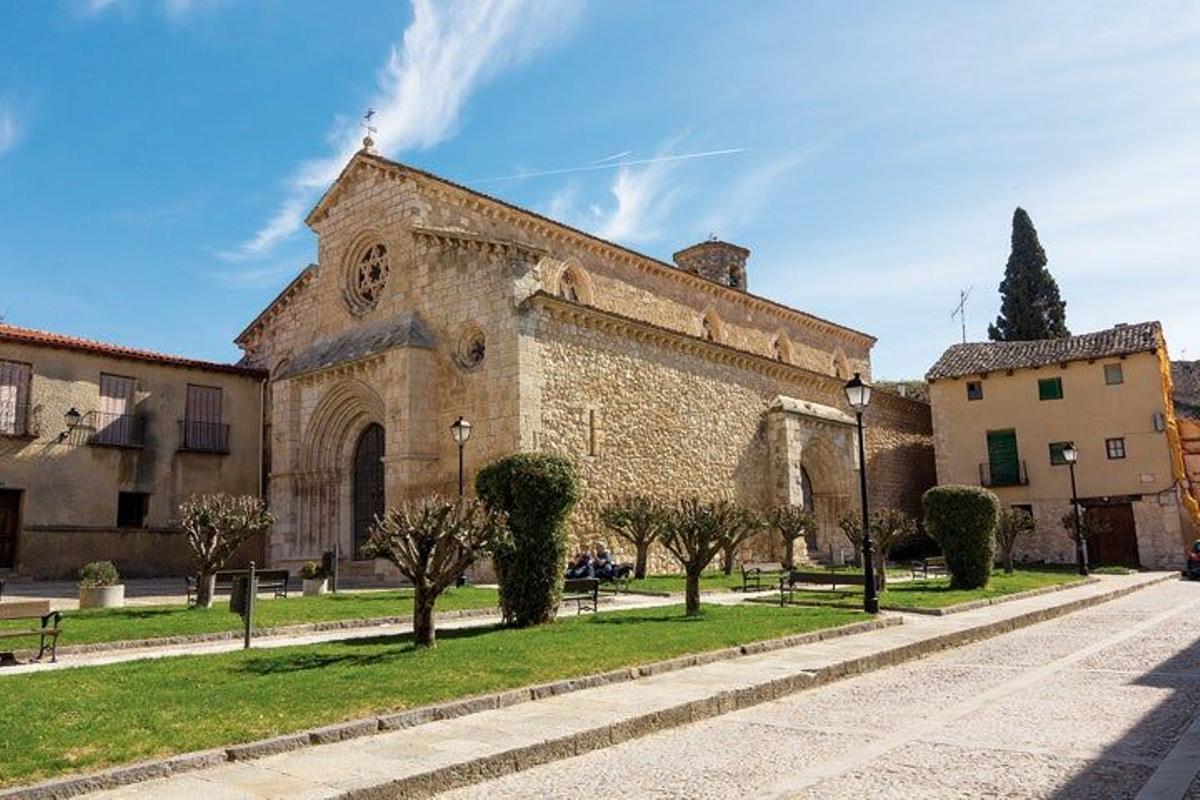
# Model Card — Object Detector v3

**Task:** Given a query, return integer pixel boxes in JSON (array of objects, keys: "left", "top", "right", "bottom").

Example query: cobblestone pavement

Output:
[{"left": 439, "top": 579, "right": 1200, "bottom": 800}]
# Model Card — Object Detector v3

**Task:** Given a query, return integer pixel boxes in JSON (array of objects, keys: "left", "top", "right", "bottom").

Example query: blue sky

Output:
[{"left": 1, "top": 0, "right": 1197, "bottom": 378}]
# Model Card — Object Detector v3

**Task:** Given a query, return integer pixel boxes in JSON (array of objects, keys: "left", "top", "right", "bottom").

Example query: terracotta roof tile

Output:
[
  {"left": 0, "top": 323, "right": 266, "bottom": 377},
  {"left": 926, "top": 322, "right": 1161, "bottom": 380}
]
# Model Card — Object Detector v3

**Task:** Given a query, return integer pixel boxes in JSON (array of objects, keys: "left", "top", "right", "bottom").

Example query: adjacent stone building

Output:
[
  {"left": 233, "top": 142, "right": 936, "bottom": 578},
  {"left": 0, "top": 325, "right": 265, "bottom": 578},
  {"left": 927, "top": 323, "right": 1200, "bottom": 569}
]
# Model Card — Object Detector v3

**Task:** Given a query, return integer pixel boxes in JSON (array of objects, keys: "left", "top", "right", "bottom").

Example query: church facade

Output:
[{"left": 234, "top": 143, "right": 936, "bottom": 579}]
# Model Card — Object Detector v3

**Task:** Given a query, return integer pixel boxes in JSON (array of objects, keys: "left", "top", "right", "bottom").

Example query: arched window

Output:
[
  {"left": 559, "top": 271, "right": 580, "bottom": 303},
  {"left": 554, "top": 261, "right": 593, "bottom": 305},
  {"left": 832, "top": 348, "right": 851, "bottom": 379},
  {"left": 352, "top": 423, "right": 385, "bottom": 558}
]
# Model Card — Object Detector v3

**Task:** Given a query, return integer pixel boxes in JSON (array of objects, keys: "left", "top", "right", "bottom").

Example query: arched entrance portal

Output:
[{"left": 352, "top": 423, "right": 385, "bottom": 558}]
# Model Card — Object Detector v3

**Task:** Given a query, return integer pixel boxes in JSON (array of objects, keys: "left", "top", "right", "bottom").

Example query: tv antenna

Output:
[{"left": 950, "top": 286, "right": 974, "bottom": 343}]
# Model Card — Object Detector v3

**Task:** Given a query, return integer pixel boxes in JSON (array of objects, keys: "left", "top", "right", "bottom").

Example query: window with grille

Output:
[
  {"left": 1106, "top": 437, "right": 1127, "bottom": 459},
  {"left": 967, "top": 381, "right": 983, "bottom": 401},
  {"left": 1049, "top": 441, "right": 1071, "bottom": 466},
  {"left": 0, "top": 360, "right": 31, "bottom": 436},
  {"left": 184, "top": 385, "right": 225, "bottom": 452},
  {"left": 95, "top": 373, "right": 137, "bottom": 446},
  {"left": 1104, "top": 364, "right": 1124, "bottom": 385}
]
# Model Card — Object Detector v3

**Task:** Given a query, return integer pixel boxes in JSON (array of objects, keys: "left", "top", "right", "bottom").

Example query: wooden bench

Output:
[
  {"left": 0, "top": 600, "right": 62, "bottom": 662},
  {"left": 742, "top": 561, "right": 786, "bottom": 592},
  {"left": 910, "top": 557, "right": 948, "bottom": 580},
  {"left": 562, "top": 578, "right": 600, "bottom": 614},
  {"left": 185, "top": 569, "right": 290, "bottom": 606}
]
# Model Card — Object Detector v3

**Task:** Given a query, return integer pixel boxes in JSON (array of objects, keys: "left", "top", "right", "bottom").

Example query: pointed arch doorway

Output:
[{"left": 352, "top": 423, "right": 385, "bottom": 558}]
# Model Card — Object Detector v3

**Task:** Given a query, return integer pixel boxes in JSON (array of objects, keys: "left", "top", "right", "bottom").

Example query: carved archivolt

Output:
[{"left": 301, "top": 378, "right": 386, "bottom": 474}]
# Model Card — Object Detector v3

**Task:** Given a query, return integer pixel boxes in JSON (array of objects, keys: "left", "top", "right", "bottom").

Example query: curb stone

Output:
[{"left": 0, "top": 616, "right": 893, "bottom": 800}]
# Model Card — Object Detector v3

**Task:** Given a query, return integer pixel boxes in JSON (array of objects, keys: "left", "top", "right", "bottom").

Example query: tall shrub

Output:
[
  {"left": 476, "top": 453, "right": 579, "bottom": 627},
  {"left": 922, "top": 485, "right": 999, "bottom": 589}
]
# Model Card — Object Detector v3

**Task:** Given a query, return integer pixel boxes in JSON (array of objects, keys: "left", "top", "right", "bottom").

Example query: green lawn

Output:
[
  {"left": 776, "top": 569, "right": 1086, "bottom": 610},
  {"left": 0, "top": 586, "right": 499, "bottom": 648},
  {"left": 623, "top": 570, "right": 748, "bottom": 593},
  {"left": 0, "top": 603, "right": 868, "bottom": 788}
]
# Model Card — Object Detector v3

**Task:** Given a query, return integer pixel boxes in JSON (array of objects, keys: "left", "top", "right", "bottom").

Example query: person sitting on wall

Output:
[{"left": 566, "top": 550, "right": 594, "bottom": 579}]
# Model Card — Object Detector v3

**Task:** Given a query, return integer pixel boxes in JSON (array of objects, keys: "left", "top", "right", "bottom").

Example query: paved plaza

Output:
[
  {"left": 39, "top": 573, "right": 1172, "bottom": 800},
  {"left": 442, "top": 578, "right": 1200, "bottom": 800}
]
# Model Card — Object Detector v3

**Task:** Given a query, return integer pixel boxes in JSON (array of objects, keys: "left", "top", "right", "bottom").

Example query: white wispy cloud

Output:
[
  {"left": 72, "top": 0, "right": 227, "bottom": 21},
  {"left": 0, "top": 108, "right": 19, "bottom": 157},
  {"left": 469, "top": 148, "right": 748, "bottom": 185},
  {"left": 220, "top": 0, "right": 582, "bottom": 263},
  {"left": 208, "top": 262, "right": 303, "bottom": 290},
  {"left": 594, "top": 152, "right": 687, "bottom": 243},
  {"left": 695, "top": 149, "right": 818, "bottom": 238}
]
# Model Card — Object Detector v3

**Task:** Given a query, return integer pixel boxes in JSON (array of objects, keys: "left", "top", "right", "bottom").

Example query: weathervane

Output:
[{"left": 361, "top": 108, "right": 378, "bottom": 151}]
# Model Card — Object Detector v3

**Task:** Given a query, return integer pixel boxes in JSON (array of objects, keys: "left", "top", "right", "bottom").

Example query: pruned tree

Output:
[
  {"left": 660, "top": 499, "right": 756, "bottom": 616},
  {"left": 870, "top": 509, "right": 917, "bottom": 589},
  {"left": 600, "top": 495, "right": 667, "bottom": 579},
  {"left": 1060, "top": 507, "right": 1112, "bottom": 557},
  {"left": 178, "top": 494, "right": 275, "bottom": 609},
  {"left": 996, "top": 506, "right": 1035, "bottom": 574},
  {"left": 719, "top": 508, "right": 767, "bottom": 575},
  {"left": 767, "top": 505, "right": 817, "bottom": 569},
  {"left": 362, "top": 496, "right": 506, "bottom": 648},
  {"left": 838, "top": 509, "right": 917, "bottom": 589},
  {"left": 988, "top": 207, "right": 1070, "bottom": 342}
]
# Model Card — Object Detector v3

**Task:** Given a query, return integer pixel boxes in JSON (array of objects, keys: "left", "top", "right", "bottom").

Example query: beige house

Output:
[
  {"left": 0, "top": 325, "right": 265, "bottom": 578},
  {"left": 927, "top": 322, "right": 1200, "bottom": 569},
  {"left": 234, "top": 140, "right": 935, "bottom": 579}
]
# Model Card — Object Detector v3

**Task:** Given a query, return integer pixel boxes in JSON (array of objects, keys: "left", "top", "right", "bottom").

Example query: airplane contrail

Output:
[
  {"left": 592, "top": 150, "right": 632, "bottom": 164},
  {"left": 468, "top": 148, "right": 750, "bottom": 185}
]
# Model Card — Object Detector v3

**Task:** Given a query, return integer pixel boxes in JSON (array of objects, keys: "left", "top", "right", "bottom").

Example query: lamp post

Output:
[
  {"left": 844, "top": 372, "right": 878, "bottom": 614},
  {"left": 1062, "top": 442, "right": 1088, "bottom": 576},
  {"left": 450, "top": 416, "right": 472, "bottom": 498}
]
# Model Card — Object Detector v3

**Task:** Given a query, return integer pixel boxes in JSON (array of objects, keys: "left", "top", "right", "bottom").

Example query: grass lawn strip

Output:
[
  {"left": 765, "top": 569, "right": 1089, "bottom": 612},
  {"left": 0, "top": 586, "right": 500, "bottom": 650},
  {"left": 0, "top": 603, "right": 866, "bottom": 789},
  {"left": 623, "top": 566, "right": 910, "bottom": 595}
]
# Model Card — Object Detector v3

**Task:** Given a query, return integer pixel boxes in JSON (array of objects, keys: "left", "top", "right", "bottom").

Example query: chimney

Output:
[{"left": 672, "top": 239, "right": 750, "bottom": 291}]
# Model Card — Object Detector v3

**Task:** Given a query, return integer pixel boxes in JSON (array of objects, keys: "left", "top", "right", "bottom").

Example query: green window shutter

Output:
[
  {"left": 1049, "top": 441, "right": 1069, "bottom": 465},
  {"left": 987, "top": 430, "right": 1020, "bottom": 485},
  {"left": 1038, "top": 377, "right": 1063, "bottom": 401}
]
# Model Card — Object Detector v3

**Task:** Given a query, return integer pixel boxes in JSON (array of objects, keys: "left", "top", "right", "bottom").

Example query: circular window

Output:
[
  {"left": 454, "top": 325, "right": 486, "bottom": 371},
  {"left": 344, "top": 239, "right": 389, "bottom": 315}
]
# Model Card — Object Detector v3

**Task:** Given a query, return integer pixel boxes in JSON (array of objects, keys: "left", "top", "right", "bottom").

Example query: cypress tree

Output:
[{"left": 987, "top": 208, "right": 1070, "bottom": 341}]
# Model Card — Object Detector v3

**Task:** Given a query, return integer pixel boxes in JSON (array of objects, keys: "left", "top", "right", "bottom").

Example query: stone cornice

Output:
[
  {"left": 281, "top": 352, "right": 385, "bottom": 386},
  {"left": 410, "top": 225, "right": 549, "bottom": 260},
  {"left": 524, "top": 291, "right": 851, "bottom": 397},
  {"left": 235, "top": 263, "right": 319, "bottom": 347},
  {"left": 307, "top": 152, "right": 877, "bottom": 350}
]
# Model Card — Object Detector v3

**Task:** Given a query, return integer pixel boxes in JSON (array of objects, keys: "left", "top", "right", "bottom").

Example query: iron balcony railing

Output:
[
  {"left": 178, "top": 419, "right": 230, "bottom": 454},
  {"left": 88, "top": 412, "right": 146, "bottom": 448},
  {"left": 979, "top": 460, "right": 1029, "bottom": 487}
]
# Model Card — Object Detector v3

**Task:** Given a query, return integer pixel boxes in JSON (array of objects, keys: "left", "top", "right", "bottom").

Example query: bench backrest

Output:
[
  {"left": 926, "top": 556, "right": 946, "bottom": 566},
  {"left": 0, "top": 600, "right": 52, "bottom": 620},
  {"left": 215, "top": 569, "right": 289, "bottom": 582},
  {"left": 743, "top": 562, "right": 784, "bottom": 574}
]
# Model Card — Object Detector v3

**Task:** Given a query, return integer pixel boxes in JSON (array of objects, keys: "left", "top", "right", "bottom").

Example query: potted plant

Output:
[
  {"left": 300, "top": 561, "right": 328, "bottom": 596},
  {"left": 79, "top": 561, "right": 125, "bottom": 609}
]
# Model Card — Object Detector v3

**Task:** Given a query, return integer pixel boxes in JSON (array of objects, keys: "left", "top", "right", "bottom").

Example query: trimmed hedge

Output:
[
  {"left": 922, "top": 485, "right": 1000, "bottom": 589},
  {"left": 476, "top": 453, "right": 580, "bottom": 627}
]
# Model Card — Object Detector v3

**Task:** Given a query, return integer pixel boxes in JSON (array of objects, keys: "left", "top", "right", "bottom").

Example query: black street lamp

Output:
[
  {"left": 450, "top": 416, "right": 473, "bottom": 498},
  {"left": 1062, "top": 442, "right": 1089, "bottom": 576},
  {"left": 844, "top": 372, "right": 879, "bottom": 614}
]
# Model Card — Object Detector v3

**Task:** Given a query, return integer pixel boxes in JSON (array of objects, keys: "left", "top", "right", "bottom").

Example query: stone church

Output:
[{"left": 234, "top": 139, "right": 935, "bottom": 578}]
